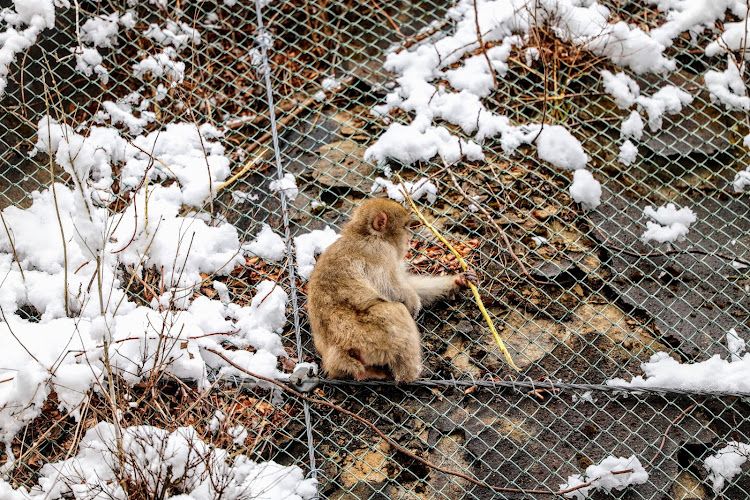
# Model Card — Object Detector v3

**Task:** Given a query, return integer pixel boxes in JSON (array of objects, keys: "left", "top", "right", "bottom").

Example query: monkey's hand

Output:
[{"left": 454, "top": 269, "right": 478, "bottom": 289}]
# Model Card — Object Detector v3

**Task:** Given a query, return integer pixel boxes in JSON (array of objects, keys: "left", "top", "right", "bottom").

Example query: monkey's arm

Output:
[{"left": 406, "top": 270, "right": 477, "bottom": 308}]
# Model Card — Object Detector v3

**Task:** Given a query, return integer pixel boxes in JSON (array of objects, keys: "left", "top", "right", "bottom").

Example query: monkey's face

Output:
[{"left": 351, "top": 199, "right": 414, "bottom": 255}]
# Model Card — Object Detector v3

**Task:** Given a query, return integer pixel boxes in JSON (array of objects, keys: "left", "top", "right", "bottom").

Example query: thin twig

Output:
[
  {"left": 370, "top": 0, "right": 404, "bottom": 38},
  {"left": 0, "top": 404, "right": 81, "bottom": 479},
  {"left": 0, "top": 211, "right": 24, "bottom": 280},
  {"left": 0, "top": 305, "right": 41, "bottom": 363},
  {"left": 649, "top": 402, "right": 699, "bottom": 465},
  {"left": 42, "top": 82, "right": 70, "bottom": 318},
  {"left": 473, "top": 0, "right": 498, "bottom": 89}
]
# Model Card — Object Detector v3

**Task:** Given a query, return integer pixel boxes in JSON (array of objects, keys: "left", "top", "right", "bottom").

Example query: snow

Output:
[
  {"left": 445, "top": 37, "right": 517, "bottom": 97},
  {"left": 213, "top": 280, "right": 231, "bottom": 304},
  {"left": 607, "top": 349, "right": 750, "bottom": 394},
  {"left": 651, "top": 0, "right": 742, "bottom": 49},
  {"left": 210, "top": 409, "right": 248, "bottom": 444},
  {"left": 321, "top": 77, "right": 341, "bottom": 91},
  {"left": 734, "top": 168, "right": 750, "bottom": 192},
  {"left": 80, "top": 12, "right": 120, "bottom": 48},
  {"left": 550, "top": 2, "right": 674, "bottom": 74},
  {"left": 727, "top": 328, "right": 746, "bottom": 362},
  {"left": 618, "top": 140, "right": 638, "bottom": 166},
  {"left": 0, "top": 0, "right": 58, "bottom": 95},
  {"left": 73, "top": 46, "right": 109, "bottom": 84},
  {"left": 144, "top": 20, "right": 201, "bottom": 50},
  {"left": 620, "top": 111, "right": 644, "bottom": 140},
  {"left": 365, "top": 0, "right": 679, "bottom": 190},
  {"left": 641, "top": 203, "right": 696, "bottom": 243},
  {"left": 525, "top": 47, "right": 540, "bottom": 66},
  {"left": 536, "top": 125, "right": 588, "bottom": 171},
  {"left": 269, "top": 173, "right": 299, "bottom": 201},
  {"left": 572, "top": 391, "right": 597, "bottom": 405},
  {"left": 0, "top": 422, "right": 317, "bottom": 499},
  {"left": 232, "top": 190, "right": 259, "bottom": 203},
  {"left": 531, "top": 235, "right": 548, "bottom": 247},
  {"left": 364, "top": 123, "right": 484, "bottom": 166},
  {"left": 133, "top": 47, "right": 186, "bottom": 86},
  {"left": 636, "top": 85, "right": 693, "bottom": 132},
  {"left": 704, "top": 56, "right": 750, "bottom": 110},
  {"left": 371, "top": 176, "right": 438, "bottom": 203},
  {"left": 0, "top": 116, "right": 295, "bottom": 445},
  {"left": 294, "top": 227, "right": 341, "bottom": 280},
  {"left": 95, "top": 98, "right": 156, "bottom": 135},
  {"left": 601, "top": 70, "right": 639, "bottom": 109},
  {"left": 569, "top": 169, "right": 601, "bottom": 210},
  {"left": 704, "top": 441, "right": 750, "bottom": 491},
  {"left": 243, "top": 224, "right": 286, "bottom": 263},
  {"left": 560, "top": 455, "right": 648, "bottom": 499},
  {"left": 707, "top": 19, "right": 750, "bottom": 56}
]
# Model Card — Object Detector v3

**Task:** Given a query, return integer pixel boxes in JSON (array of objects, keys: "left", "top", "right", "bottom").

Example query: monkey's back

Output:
[{"left": 307, "top": 236, "right": 400, "bottom": 352}]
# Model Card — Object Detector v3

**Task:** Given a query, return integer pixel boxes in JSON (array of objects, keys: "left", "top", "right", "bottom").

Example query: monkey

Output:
[{"left": 307, "top": 198, "right": 477, "bottom": 383}]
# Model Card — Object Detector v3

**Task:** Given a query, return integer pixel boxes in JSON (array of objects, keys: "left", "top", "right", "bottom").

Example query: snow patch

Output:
[
  {"left": 371, "top": 177, "right": 438, "bottom": 204},
  {"left": 294, "top": 227, "right": 341, "bottom": 280},
  {"left": 618, "top": 140, "right": 638, "bottom": 166},
  {"left": 641, "top": 203, "right": 696, "bottom": 243},
  {"left": 569, "top": 169, "right": 601, "bottom": 210},
  {"left": 243, "top": 224, "right": 286, "bottom": 263},
  {"left": 704, "top": 441, "right": 750, "bottom": 492},
  {"left": 560, "top": 455, "right": 648, "bottom": 499},
  {"left": 601, "top": 70, "right": 639, "bottom": 109},
  {"left": 269, "top": 173, "right": 299, "bottom": 201},
  {"left": 0, "top": 422, "right": 317, "bottom": 499},
  {"left": 704, "top": 56, "right": 750, "bottom": 111},
  {"left": 536, "top": 125, "right": 588, "bottom": 171}
]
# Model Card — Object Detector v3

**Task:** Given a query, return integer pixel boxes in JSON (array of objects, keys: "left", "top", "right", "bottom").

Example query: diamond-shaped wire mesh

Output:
[{"left": 1, "top": 0, "right": 749, "bottom": 498}]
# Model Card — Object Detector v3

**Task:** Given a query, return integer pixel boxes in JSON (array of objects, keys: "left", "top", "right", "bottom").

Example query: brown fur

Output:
[{"left": 307, "top": 198, "right": 476, "bottom": 383}]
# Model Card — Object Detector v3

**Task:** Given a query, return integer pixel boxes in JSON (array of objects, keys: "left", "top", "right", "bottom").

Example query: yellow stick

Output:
[{"left": 397, "top": 176, "right": 521, "bottom": 371}]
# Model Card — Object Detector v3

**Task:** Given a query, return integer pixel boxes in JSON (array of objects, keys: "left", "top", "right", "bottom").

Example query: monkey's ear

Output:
[{"left": 372, "top": 212, "right": 388, "bottom": 232}]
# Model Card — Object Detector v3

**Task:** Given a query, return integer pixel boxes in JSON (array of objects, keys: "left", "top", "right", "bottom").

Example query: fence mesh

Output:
[{"left": 1, "top": 0, "right": 749, "bottom": 498}]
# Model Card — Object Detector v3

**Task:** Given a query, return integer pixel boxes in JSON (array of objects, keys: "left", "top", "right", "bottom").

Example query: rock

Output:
[
  {"left": 530, "top": 259, "right": 575, "bottom": 279},
  {"left": 339, "top": 442, "right": 390, "bottom": 489},
  {"left": 491, "top": 311, "right": 571, "bottom": 370},
  {"left": 670, "top": 471, "right": 706, "bottom": 499},
  {"left": 312, "top": 139, "right": 373, "bottom": 191}
]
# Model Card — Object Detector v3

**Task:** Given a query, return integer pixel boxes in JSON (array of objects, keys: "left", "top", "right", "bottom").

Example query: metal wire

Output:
[{"left": 253, "top": 0, "right": 317, "bottom": 487}]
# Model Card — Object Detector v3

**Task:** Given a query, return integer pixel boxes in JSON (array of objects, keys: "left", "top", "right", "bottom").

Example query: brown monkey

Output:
[{"left": 307, "top": 198, "right": 477, "bottom": 383}]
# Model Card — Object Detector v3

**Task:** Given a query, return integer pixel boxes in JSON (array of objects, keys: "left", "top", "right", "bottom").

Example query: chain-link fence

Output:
[{"left": 1, "top": 0, "right": 749, "bottom": 498}]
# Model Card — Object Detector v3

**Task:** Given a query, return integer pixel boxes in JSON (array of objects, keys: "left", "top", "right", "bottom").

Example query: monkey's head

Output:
[{"left": 344, "top": 198, "right": 416, "bottom": 254}]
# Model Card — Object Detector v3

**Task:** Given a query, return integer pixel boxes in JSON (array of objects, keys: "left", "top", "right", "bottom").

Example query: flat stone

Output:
[
  {"left": 670, "top": 471, "right": 706, "bottom": 499},
  {"left": 312, "top": 139, "right": 373, "bottom": 191}
]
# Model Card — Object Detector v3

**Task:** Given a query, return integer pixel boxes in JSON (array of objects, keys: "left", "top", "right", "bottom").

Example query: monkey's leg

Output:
[{"left": 364, "top": 302, "right": 422, "bottom": 383}]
